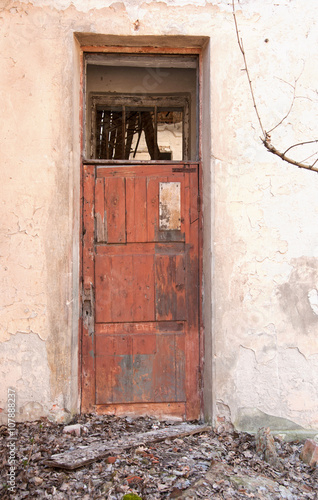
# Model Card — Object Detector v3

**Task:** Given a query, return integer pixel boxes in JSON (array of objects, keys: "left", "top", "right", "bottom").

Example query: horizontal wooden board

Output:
[
  {"left": 95, "top": 321, "right": 184, "bottom": 335},
  {"left": 44, "top": 423, "right": 210, "bottom": 470}
]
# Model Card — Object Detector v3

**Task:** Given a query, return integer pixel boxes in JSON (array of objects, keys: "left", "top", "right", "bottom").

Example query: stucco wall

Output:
[{"left": 1, "top": 0, "right": 318, "bottom": 430}]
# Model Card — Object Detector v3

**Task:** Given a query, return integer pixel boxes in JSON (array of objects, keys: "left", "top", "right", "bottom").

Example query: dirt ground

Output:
[{"left": 1, "top": 414, "right": 317, "bottom": 499}]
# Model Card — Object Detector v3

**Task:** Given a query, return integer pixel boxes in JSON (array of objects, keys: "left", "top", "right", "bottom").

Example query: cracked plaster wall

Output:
[{"left": 1, "top": 0, "right": 318, "bottom": 429}]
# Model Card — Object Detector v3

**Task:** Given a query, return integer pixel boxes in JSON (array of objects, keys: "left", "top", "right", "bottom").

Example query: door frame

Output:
[{"left": 78, "top": 44, "right": 204, "bottom": 418}]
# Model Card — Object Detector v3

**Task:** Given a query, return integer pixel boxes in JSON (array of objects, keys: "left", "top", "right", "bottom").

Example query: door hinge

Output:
[{"left": 172, "top": 167, "right": 197, "bottom": 172}]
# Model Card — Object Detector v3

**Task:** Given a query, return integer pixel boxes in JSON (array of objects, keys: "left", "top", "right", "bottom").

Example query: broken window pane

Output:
[
  {"left": 127, "top": 109, "right": 157, "bottom": 160},
  {"left": 96, "top": 107, "right": 123, "bottom": 159},
  {"left": 157, "top": 109, "right": 183, "bottom": 161}
]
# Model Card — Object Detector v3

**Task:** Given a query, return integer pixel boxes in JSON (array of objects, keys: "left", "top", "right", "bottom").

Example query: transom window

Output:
[{"left": 90, "top": 94, "right": 190, "bottom": 161}]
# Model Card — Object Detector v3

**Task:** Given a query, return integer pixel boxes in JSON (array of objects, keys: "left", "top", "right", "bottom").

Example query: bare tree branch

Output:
[
  {"left": 232, "top": 0, "right": 318, "bottom": 173},
  {"left": 263, "top": 138, "right": 318, "bottom": 172}
]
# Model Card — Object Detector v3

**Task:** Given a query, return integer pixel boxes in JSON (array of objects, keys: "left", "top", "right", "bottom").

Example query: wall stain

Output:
[{"left": 277, "top": 257, "right": 318, "bottom": 334}]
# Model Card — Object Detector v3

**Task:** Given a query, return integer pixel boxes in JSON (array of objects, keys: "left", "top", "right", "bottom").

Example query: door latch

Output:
[{"left": 82, "top": 284, "right": 94, "bottom": 336}]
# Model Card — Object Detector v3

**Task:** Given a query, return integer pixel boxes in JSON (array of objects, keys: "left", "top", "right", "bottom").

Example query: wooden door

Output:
[{"left": 81, "top": 163, "right": 200, "bottom": 420}]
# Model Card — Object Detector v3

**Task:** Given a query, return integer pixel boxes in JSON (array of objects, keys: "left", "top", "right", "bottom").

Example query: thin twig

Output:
[
  {"left": 267, "top": 81, "right": 297, "bottom": 134},
  {"left": 232, "top": 0, "right": 266, "bottom": 138},
  {"left": 283, "top": 139, "right": 318, "bottom": 156},
  {"left": 311, "top": 158, "right": 318, "bottom": 168},
  {"left": 299, "top": 151, "right": 318, "bottom": 164}
]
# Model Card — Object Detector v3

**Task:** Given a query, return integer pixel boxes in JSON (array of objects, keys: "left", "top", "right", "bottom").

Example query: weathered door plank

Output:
[
  {"left": 81, "top": 165, "right": 96, "bottom": 412},
  {"left": 44, "top": 424, "right": 210, "bottom": 470}
]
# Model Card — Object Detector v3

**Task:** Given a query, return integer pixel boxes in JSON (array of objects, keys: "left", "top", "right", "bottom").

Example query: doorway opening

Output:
[{"left": 81, "top": 51, "right": 202, "bottom": 420}]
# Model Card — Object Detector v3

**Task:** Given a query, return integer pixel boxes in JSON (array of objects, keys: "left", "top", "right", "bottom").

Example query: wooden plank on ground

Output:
[{"left": 43, "top": 423, "right": 210, "bottom": 470}]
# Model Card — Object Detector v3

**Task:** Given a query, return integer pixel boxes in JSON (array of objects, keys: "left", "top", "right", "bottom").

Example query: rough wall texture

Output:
[{"left": 1, "top": 0, "right": 318, "bottom": 430}]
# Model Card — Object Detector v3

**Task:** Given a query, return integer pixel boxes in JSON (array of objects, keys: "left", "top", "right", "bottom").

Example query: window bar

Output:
[
  {"left": 122, "top": 105, "right": 126, "bottom": 160},
  {"left": 104, "top": 111, "right": 109, "bottom": 160},
  {"left": 108, "top": 111, "right": 116, "bottom": 159},
  {"left": 154, "top": 105, "right": 158, "bottom": 161}
]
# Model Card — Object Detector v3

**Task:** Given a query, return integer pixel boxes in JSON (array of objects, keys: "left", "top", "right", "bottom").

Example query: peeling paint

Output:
[
  {"left": 0, "top": 333, "right": 50, "bottom": 422},
  {"left": 308, "top": 289, "right": 318, "bottom": 316}
]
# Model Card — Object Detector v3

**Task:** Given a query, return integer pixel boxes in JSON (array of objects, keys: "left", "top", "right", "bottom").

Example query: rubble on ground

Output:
[{"left": 1, "top": 414, "right": 317, "bottom": 499}]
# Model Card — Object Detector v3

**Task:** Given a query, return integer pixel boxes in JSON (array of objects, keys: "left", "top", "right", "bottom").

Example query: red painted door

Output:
[{"left": 81, "top": 163, "right": 200, "bottom": 420}]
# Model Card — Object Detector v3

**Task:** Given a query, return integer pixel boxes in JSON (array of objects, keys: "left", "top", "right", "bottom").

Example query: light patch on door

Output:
[{"left": 159, "top": 182, "right": 181, "bottom": 230}]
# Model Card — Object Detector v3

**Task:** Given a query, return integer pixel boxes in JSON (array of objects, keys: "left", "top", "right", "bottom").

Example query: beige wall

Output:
[{"left": 1, "top": 0, "right": 318, "bottom": 431}]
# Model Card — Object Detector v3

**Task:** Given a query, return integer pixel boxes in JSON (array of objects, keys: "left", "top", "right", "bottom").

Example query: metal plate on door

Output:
[{"left": 159, "top": 182, "right": 181, "bottom": 231}]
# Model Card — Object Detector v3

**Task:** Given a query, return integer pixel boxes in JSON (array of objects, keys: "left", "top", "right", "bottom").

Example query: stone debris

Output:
[
  {"left": 172, "top": 460, "right": 295, "bottom": 499},
  {"left": 63, "top": 424, "right": 87, "bottom": 437},
  {"left": 300, "top": 439, "right": 318, "bottom": 467},
  {"left": 0, "top": 414, "right": 317, "bottom": 499},
  {"left": 255, "top": 426, "right": 283, "bottom": 470}
]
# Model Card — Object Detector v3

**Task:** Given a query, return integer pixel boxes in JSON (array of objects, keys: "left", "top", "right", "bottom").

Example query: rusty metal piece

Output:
[{"left": 172, "top": 167, "right": 196, "bottom": 172}]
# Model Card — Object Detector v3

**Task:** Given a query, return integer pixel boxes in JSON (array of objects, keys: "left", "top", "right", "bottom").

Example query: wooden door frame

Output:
[{"left": 79, "top": 44, "right": 204, "bottom": 418}]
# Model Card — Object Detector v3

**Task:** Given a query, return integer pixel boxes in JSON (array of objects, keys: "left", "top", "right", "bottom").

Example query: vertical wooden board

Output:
[
  {"left": 111, "top": 254, "right": 134, "bottom": 322},
  {"left": 135, "top": 176, "right": 148, "bottom": 241},
  {"left": 132, "top": 354, "right": 154, "bottom": 402},
  {"left": 96, "top": 335, "right": 133, "bottom": 404},
  {"left": 132, "top": 254, "right": 155, "bottom": 322},
  {"left": 175, "top": 254, "right": 186, "bottom": 319},
  {"left": 96, "top": 355, "right": 116, "bottom": 404},
  {"left": 112, "top": 353, "right": 134, "bottom": 403},
  {"left": 132, "top": 337, "right": 155, "bottom": 402},
  {"left": 155, "top": 254, "right": 186, "bottom": 321},
  {"left": 175, "top": 334, "right": 186, "bottom": 401},
  {"left": 187, "top": 170, "right": 199, "bottom": 327},
  {"left": 189, "top": 165, "right": 199, "bottom": 224},
  {"left": 155, "top": 254, "right": 174, "bottom": 321},
  {"left": 82, "top": 165, "right": 95, "bottom": 412},
  {"left": 146, "top": 177, "right": 158, "bottom": 242},
  {"left": 95, "top": 177, "right": 107, "bottom": 243},
  {"left": 97, "top": 354, "right": 134, "bottom": 403},
  {"left": 105, "top": 176, "right": 126, "bottom": 243},
  {"left": 185, "top": 169, "right": 200, "bottom": 419},
  {"left": 83, "top": 165, "right": 95, "bottom": 290},
  {"left": 81, "top": 352, "right": 95, "bottom": 411},
  {"left": 153, "top": 334, "right": 176, "bottom": 402},
  {"left": 95, "top": 254, "right": 112, "bottom": 323},
  {"left": 126, "top": 177, "right": 135, "bottom": 242}
]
